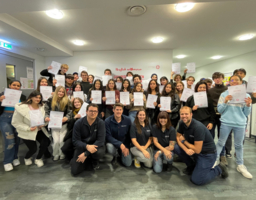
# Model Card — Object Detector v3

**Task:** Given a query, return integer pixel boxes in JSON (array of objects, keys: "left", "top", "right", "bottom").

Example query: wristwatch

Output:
[
  {"left": 158, "top": 150, "right": 162, "bottom": 154},
  {"left": 181, "top": 140, "right": 185, "bottom": 144}
]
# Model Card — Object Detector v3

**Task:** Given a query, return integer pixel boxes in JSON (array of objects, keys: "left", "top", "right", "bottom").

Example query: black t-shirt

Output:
[
  {"left": 152, "top": 124, "right": 176, "bottom": 150},
  {"left": 177, "top": 119, "right": 216, "bottom": 154},
  {"left": 130, "top": 123, "right": 152, "bottom": 147}
]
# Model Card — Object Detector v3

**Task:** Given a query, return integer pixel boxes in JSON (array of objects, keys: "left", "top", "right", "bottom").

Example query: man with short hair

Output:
[
  {"left": 131, "top": 74, "right": 141, "bottom": 89},
  {"left": 105, "top": 103, "right": 132, "bottom": 167},
  {"left": 65, "top": 74, "right": 75, "bottom": 96},
  {"left": 104, "top": 69, "right": 112, "bottom": 76},
  {"left": 73, "top": 72, "right": 79, "bottom": 82},
  {"left": 71, "top": 104, "right": 106, "bottom": 175},
  {"left": 80, "top": 71, "right": 92, "bottom": 95},
  {"left": 174, "top": 106, "right": 228, "bottom": 186}
]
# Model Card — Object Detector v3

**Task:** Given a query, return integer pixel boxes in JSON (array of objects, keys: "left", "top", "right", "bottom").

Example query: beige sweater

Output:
[{"left": 126, "top": 93, "right": 146, "bottom": 112}]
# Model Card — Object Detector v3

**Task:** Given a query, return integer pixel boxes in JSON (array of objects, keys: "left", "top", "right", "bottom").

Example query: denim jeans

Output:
[
  {"left": 0, "top": 113, "right": 20, "bottom": 165},
  {"left": 129, "top": 111, "right": 137, "bottom": 123},
  {"left": 153, "top": 150, "right": 174, "bottom": 173},
  {"left": 216, "top": 124, "right": 245, "bottom": 165},
  {"left": 106, "top": 143, "right": 132, "bottom": 167},
  {"left": 174, "top": 144, "right": 221, "bottom": 185}
]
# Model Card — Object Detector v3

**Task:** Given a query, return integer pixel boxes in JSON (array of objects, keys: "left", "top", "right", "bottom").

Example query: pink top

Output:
[{"left": 28, "top": 104, "right": 39, "bottom": 110}]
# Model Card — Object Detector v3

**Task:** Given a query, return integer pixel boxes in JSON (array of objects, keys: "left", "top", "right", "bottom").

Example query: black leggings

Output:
[{"left": 22, "top": 130, "right": 51, "bottom": 159}]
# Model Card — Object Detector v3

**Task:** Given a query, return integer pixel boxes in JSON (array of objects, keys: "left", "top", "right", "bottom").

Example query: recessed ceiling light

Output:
[
  {"left": 175, "top": 3, "right": 195, "bottom": 12},
  {"left": 151, "top": 37, "right": 164, "bottom": 43},
  {"left": 0, "top": 39, "right": 10, "bottom": 44},
  {"left": 45, "top": 9, "right": 64, "bottom": 19},
  {"left": 176, "top": 55, "right": 187, "bottom": 59},
  {"left": 72, "top": 40, "right": 86, "bottom": 46},
  {"left": 36, "top": 47, "right": 45, "bottom": 52},
  {"left": 238, "top": 34, "right": 255, "bottom": 41},
  {"left": 211, "top": 55, "right": 223, "bottom": 60}
]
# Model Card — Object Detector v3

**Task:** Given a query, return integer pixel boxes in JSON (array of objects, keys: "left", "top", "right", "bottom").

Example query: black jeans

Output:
[
  {"left": 22, "top": 130, "right": 51, "bottom": 159},
  {"left": 61, "top": 138, "right": 74, "bottom": 161},
  {"left": 171, "top": 117, "right": 179, "bottom": 129}
]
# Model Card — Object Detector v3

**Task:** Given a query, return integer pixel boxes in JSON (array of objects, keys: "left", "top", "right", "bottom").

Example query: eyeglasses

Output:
[{"left": 88, "top": 110, "right": 98, "bottom": 113}]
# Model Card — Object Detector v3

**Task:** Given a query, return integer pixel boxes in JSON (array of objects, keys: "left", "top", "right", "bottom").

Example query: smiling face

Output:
[
  {"left": 113, "top": 106, "right": 123, "bottom": 118},
  {"left": 73, "top": 74, "right": 79, "bottom": 81},
  {"left": 95, "top": 81, "right": 101, "bottom": 90},
  {"left": 133, "top": 77, "right": 141, "bottom": 84},
  {"left": 123, "top": 80, "right": 129, "bottom": 89},
  {"left": 137, "top": 111, "right": 146, "bottom": 123},
  {"left": 74, "top": 99, "right": 82, "bottom": 109},
  {"left": 197, "top": 84, "right": 206, "bottom": 92},
  {"left": 187, "top": 78, "right": 195, "bottom": 86},
  {"left": 40, "top": 79, "right": 48, "bottom": 86},
  {"left": 159, "top": 118, "right": 168, "bottom": 127},
  {"left": 213, "top": 76, "right": 223, "bottom": 85},
  {"left": 9, "top": 81, "right": 21, "bottom": 90},
  {"left": 58, "top": 88, "right": 65, "bottom": 98},
  {"left": 108, "top": 80, "right": 115, "bottom": 90},
  {"left": 81, "top": 72, "right": 88, "bottom": 81},
  {"left": 61, "top": 66, "right": 68, "bottom": 74},
  {"left": 31, "top": 95, "right": 42, "bottom": 104},
  {"left": 151, "top": 75, "right": 157, "bottom": 81},
  {"left": 160, "top": 78, "right": 167, "bottom": 86},
  {"left": 236, "top": 71, "right": 246, "bottom": 79},
  {"left": 230, "top": 75, "right": 242, "bottom": 86},
  {"left": 165, "top": 84, "right": 172, "bottom": 93},
  {"left": 75, "top": 84, "right": 82, "bottom": 91},
  {"left": 88, "top": 75, "right": 94, "bottom": 83},
  {"left": 176, "top": 82, "right": 184, "bottom": 92},
  {"left": 135, "top": 83, "right": 142, "bottom": 92},
  {"left": 180, "top": 107, "right": 192, "bottom": 124},
  {"left": 86, "top": 106, "right": 98, "bottom": 120}
]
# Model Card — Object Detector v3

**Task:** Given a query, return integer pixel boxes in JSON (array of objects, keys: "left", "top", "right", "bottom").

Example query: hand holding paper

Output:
[
  {"left": 2, "top": 88, "right": 22, "bottom": 107},
  {"left": 49, "top": 61, "right": 61, "bottom": 75}
]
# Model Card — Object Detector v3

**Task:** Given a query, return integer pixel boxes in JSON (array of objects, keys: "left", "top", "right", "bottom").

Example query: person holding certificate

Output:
[
  {"left": 87, "top": 79, "right": 105, "bottom": 119},
  {"left": 36, "top": 77, "right": 56, "bottom": 95},
  {"left": 65, "top": 74, "right": 75, "bottom": 97},
  {"left": 185, "top": 76, "right": 196, "bottom": 89},
  {"left": 175, "top": 82, "right": 186, "bottom": 108},
  {"left": 102, "top": 79, "right": 120, "bottom": 119},
  {"left": 88, "top": 74, "right": 94, "bottom": 84},
  {"left": 68, "top": 82, "right": 87, "bottom": 102},
  {"left": 126, "top": 82, "right": 146, "bottom": 123},
  {"left": 170, "top": 69, "right": 187, "bottom": 87},
  {"left": 160, "top": 76, "right": 168, "bottom": 87},
  {"left": 0, "top": 80, "right": 26, "bottom": 172},
  {"left": 158, "top": 83, "right": 180, "bottom": 128},
  {"left": 186, "top": 81, "right": 215, "bottom": 131},
  {"left": 80, "top": 71, "right": 92, "bottom": 95},
  {"left": 44, "top": 86, "right": 72, "bottom": 161},
  {"left": 131, "top": 74, "right": 142, "bottom": 90},
  {"left": 216, "top": 75, "right": 253, "bottom": 179},
  {"left": 120, "top": 79, "right": 132, "bottom": 116},
  {"left": 12, "top": 91, "right": 50, "bottom": 168},
  {"left": 130, "top": 109, "right": 153, "bottom": 169}
]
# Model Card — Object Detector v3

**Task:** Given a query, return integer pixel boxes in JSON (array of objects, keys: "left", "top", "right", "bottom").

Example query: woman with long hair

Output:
[
  {"left": 69, "top": 82, "right": 87, "bottom": 102},
  {"left": 121, "top": 79, "right": 132, "bottom": 93},
  {"left": 185, "top": 76, "right": 196, "bottom": 90},
  {"left": 36, "top": 77, "right": 57, "bottom": 93},
  {"left": 175, "top": 81, "right": 186, "bottom": 108}
]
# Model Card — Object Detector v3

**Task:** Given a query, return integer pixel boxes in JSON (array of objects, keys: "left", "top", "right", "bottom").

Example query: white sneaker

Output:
[
  {"left": 60, "top": 155, "right": 65, "bottom": 160},
  {"left": 35, "top": 159, "right": 44, "bottom": 167},
  {"left": 13, "top": 159, "right": 20, "bottom": 166},
  {"left": 53, "top": 155, "right": 59, "bottom": 161},
  {"left": 24, "top": 158, "right": 33, "bottom": 166},
  {"left": 4, "top": 163, "right": 13, "bottom": 172},
  {"left": 237, "top": 165, "right": 253, "bottom": 179}
]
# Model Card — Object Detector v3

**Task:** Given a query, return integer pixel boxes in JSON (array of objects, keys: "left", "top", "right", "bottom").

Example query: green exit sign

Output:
[{"left": 0, "top": 42, "right": 12, "bottom": 50}]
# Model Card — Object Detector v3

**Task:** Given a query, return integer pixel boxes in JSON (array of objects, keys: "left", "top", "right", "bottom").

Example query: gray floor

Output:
[{"left": 1, "top": 137, "right": 256, "bottom": 200}]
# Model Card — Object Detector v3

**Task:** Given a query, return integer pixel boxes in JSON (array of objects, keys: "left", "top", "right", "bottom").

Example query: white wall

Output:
[
  {"left": 45, "top": 50, "right": 172, "bottom": 81},
  {"left": 194, "top": 50, "right": 256, "bottom": 82}
]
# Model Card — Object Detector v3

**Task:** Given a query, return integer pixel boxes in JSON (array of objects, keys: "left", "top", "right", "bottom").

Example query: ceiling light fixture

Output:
[
  {"left": 45, "top": 9, "right": 64, "bottom": 19},
  {"left": 175, "top": 3, "right": 195, "bottom": 12},
  {"left": 238, "top": 34, "right": 255, "bottom": 41},
  {"left": 151, "top": 37, "right": 164, "bottom": 43},
  {"left": 72, "top": 40, "right": 86, "bottom": 46},
  {"left": 211, "top": 55, "right": 223, "bottom": 60},
  {"left": 0, "top": 39, "right": 10, "bottom": 44},
  {"left": 176, "top": 55, "right": 187, "bottom": 59}
]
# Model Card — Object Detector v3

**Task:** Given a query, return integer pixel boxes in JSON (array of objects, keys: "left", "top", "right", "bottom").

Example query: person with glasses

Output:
[{"left": 65, "top": 74, "right": 75, "bottom": 97}]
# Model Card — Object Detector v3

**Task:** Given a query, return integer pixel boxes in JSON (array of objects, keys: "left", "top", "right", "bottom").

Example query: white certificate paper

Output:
[
  {"left": 120, "top": 92, "right": 130, "bottom": 105},
  {"left": 146, "top": 94, "right": 158, "bottom": 109},
  {"left": 2, "top": 88, "right": 22, "bottom": 107},
  {"left": 29, "top": 110, "right": 45, "bottom": 127},
  {"left": 26, "top": 67, "right": 34, "bottom": 79},
  {"left": 48, "top": 111, "right": 64, "bottom": 129},
  {"left": 142, "top": 80, "right": 149, "bottom": 91},
  {"left": 159, "top": 85, "right": 165, "bottom": 94},
  {"left": 78, "top": 102, "right": 89, "bottom": 118},
  {"left": 20, "top": 77, "right": 28, "bottom": 89},
  {"left": 49, "top": 61, "right": 61, "bottom": 75},
  {"left": 102, "top": 75, "right": 112, "bottom": 86},
  {"left": 228, "top": 85, "right": 247, "bottom": 104},
  {"left": 40, "top": 86, "right": 52, "bottom": 101},
  {"left": 55, "top": 75, "right": 65, "bottom": 87},
  {"left": 126, "top": 76, "right": 134, "bottom": 86},
  {"left": 134, "top": 92, "right": 143, "bottom": 106},
  {"left": 79, "top": 66, "right": 87, "bottom": 75},
  {"left": 73, "top": 91, "right": 84, "bottom": 101},
  {"left": 172, "top": 63, "right": 181, "bottom": 74},
  {"left": 247, "top": 76, "right": 256, "bottom": 93},
  {"left": 160, "top": 97, "right": 171, "bottom": 111},
  {"left": 91, "top": 90, "right": 102, "bottom": 104},
  {"left": 194, "top": 91, "right": 208, "bottom": 108},
  {"left": 180, "top": 88, "right": 194, "bottom": 102},
  {"left": 186, "top": 63, "right": 196, "bottom": 73},
  {"left": 115, "top": 82, "right": 122, "bottom": 90},
  {"left": 105, "top": 91, "right": 115, "bottom": 105}
]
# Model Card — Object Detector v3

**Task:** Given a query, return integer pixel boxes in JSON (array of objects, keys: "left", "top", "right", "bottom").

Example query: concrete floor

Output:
[{"left": 0, "top": 137, "right": 256, "bottom": 200}]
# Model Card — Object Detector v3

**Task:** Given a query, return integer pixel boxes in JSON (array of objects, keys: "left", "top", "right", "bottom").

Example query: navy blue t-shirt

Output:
[{"left": 130, "top": 123, "right": 152, "bottom": 147}]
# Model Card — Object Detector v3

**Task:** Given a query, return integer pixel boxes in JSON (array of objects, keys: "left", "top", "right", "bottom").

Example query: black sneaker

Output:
[
  {"left": 92, "top": 160, "right": 100, "bottom": 170},
  {"left": 218, "top": 162, "right": 229, "bottom": 179},
  {"left": 111, "top": 156, "right": 118, "bottom": 167},
  {"left": 226, "top": 153, "right": 232, "bottom": 159},
  {"left": 182, "top": 165, "right": 195, "bottom": 175},
  {"left": 167, "top": 163, "right": 173, "bottom": 172}
]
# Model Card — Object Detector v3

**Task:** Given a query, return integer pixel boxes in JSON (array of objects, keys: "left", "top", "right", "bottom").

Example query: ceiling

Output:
[{"left": 0, "top": 0, "right": 256, "bottom": 68}]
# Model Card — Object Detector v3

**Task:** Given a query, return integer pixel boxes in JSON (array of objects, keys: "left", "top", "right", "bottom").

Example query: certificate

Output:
[
  {"left": 182, "top": 80, "right": 195, "bottom": 90},
  {"left": 78, "top": 102, "right": 89, "bottom": 118},
  {"left": 79, "top": 66, "right": 87, "bottom": 75},
  {"left": 49, "top": 61, "right": 61, "bottom": 75},
  {"left": 29, "top": 110, "right": 45, "bottom": 127},
  {"left": 105, "top": 91, "right": 115, "bottom": 105},
  {"left": 73, "top": 91, "right": 84, "bottom": 101},
  {"left": 94, "top": 76, "right": 102, "bottom": 82},
  {"left": 126, "top": 76, "right": 134, "bottom": 86},
  {"left": 1, "top": 88, "right": 22, "bottom": 107},
  {"left": 120, "top": 92, "right": 130, "bottom": 105},
  {"left": 134, "top": 92, "right": 143, "bottom": 106},
  {"left": 146, "top": 94, "right": 158, "bottom": 109},
  {"left": 40, "top": 86, "right": 52, "bottom": 101},
  {"left": 102, "top": 75, "right": 112, "bottom": 86},
  {"left": 26, "top": 67, "right": 34, "bottom": 79},
  {"left": 159, "top": 85, "right": 165, "bottom": 94},
  {"left": 91, "top": 90, "right": 102, "bottom": 104},
  {"left": 247, "top": 76, "right": 256, "bottom": 93},
  {"left": 142, "top": 80, "right": 149, "bottom": 91},
  {"left": 115, "top": 82, "right": 122, "bottom": 90},
  {"left": 172, "top": 63, "right": 181, "bottom": 74},
  {"left": 228, "top": 85, "right": 246, "bottom": 104},
  {"left": 160, "top": 97, "right": 171, "bottom": 111},
  {"left": 194, "top": 91, "right": 208, "bottom": 108},
  {"left": 55, "top": 75, "right": 65, "bottom": 87},
  {"left": 48, "top": 111, "right": 64, "bottom": 129},
  {"left": 20, "top": 77, "right": 28, "bottom": 89},
  {"left": 186, "top": 63, "right": 196, "bottom": 73},
  {"left": 180, "top": 88, "right": 194, "bottom": 102}
]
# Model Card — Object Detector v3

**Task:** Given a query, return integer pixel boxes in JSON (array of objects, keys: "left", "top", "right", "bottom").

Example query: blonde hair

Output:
[
  {"left": 51, "top": 86, "right": 70, "bottom": 111},
  {"left": 61, "top": 64, "right": 69, "bottom": 69}
]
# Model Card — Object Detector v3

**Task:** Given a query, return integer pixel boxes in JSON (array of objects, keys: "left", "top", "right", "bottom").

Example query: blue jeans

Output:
[
  {"left": 0, "top": 113, "right": 20, "bottom": 165},
  {"left": 153, "top": 150, "right": 173, "bottom": 173},
  {"left": 216, "top": 124, "right": 244, "bottom": 165},
  {"left": 106, "top": 143, "right": 132, "bottom": 167},
  {"left": 174, "top": 144, "right": 221, "bottom": 186},
  {"left": 129, "top": 111, "right": 137, "bottom": 123}
]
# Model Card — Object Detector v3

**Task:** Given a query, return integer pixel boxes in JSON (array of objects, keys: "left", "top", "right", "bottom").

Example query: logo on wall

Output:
[{"left": 156, "top": 65, "right": 160, "bottom": 69}]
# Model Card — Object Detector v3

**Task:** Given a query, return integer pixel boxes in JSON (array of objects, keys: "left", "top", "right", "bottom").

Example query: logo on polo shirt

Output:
[
  {"left": 121, "top": 125, "right": 127, "bottom": 127},
  {"left": 165, "top": 135, "right": 169, "bottom": 138},
  {"left": 146, "top": 130, "right": 150, "bottom": 132},
  {"left": 189, "top": 135, "right": 194, "bottom": 138},
  {"left": 94, "top": 129, "right": 97, "bottom": 132}
]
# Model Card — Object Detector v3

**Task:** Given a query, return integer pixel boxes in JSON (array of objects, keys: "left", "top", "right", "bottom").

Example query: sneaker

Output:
[
  {"left": 60, "top": 155, "right": 65, "bottom": 160},
  {"left": 226, "top": 153, "right": 232, "bottom": 159},
  {"left": 220, "top": 156, "right": 228, "bottom": 166},
  {"left": 24, "top": 158, "right": 33, "bottom": 166},
  {"left": 13, "top": 159, "right": 20, "bottom": 166},
  {"left": 53, "top": 155, "right": 59, "bottom": 161},
  {"left": 111, "top": 156, "right": 118, "bottom": 167},
  {"left": 4, "top": 163, "right": 13, "bottom": 172},
  {"left": 237, "top": 165, "right": 253, "bottom": 179},
  {"left": 218, "top": 162, "right": 229, "bottom": 179},
  {"left": 167, "top": 163, "right": 173, "bottom": 172},
  {"left": 92, "top": 160, "right": 100, "bottom": 170},
  {"left": 35, "top": 159, "right": 44, "bottom": 167},
  {"left": 182, "top": 165, "right": 195, "bottom": 175},
  {"left": 134, "top": 158, "right": 141, "bottom": 168},
  {"left": 44, "top": 151, "right": 52, "bottom": 159}
]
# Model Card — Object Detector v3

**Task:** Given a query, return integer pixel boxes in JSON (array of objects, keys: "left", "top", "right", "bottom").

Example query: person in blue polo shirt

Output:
[{"left": 105, "top": 103, "right": 132, "bottom": 167}]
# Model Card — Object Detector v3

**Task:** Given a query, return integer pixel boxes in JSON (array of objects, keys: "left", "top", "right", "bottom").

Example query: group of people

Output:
[{"left": 0, "top": 64, "right": 255, "bottom": 186}]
